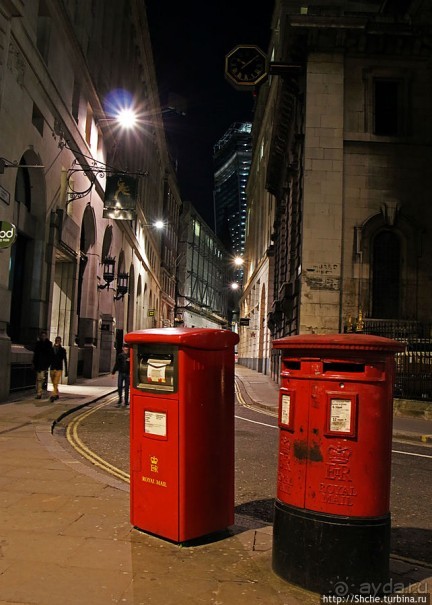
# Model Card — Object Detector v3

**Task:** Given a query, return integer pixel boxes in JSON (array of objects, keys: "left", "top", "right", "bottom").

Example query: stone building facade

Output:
[
  {"left": 0, "top": 0, "right": 180, "bottom": 399},
  {"left": 241, "top": 0, "right": 432, "bottom": 378}
]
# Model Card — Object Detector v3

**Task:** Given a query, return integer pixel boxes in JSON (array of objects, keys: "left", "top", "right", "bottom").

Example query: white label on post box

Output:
[
  {"left": 330, "top": 399, "right": 352, "bottom": 433},
  {"left": 145, "top": 411, "right": 167, "bottom": 436},
  {"left": 147, "top": 359, "right": 168, "bottom": 383},
  {"left": 281, "top": 394, "right": 291, "bottom": 425}
]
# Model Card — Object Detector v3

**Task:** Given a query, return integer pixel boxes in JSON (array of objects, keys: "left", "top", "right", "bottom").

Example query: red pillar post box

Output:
[
  {"left": 271, "top": 334, "right": 405, "bottom": 595},
  {"left": 125, "top": 327, "right": 239, "bottom": 543}
]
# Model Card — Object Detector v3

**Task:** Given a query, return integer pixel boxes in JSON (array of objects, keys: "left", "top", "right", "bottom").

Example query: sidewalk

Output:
[
  {"left": 0, "top": 373, "right": 318, "bottom": 605},
  {"left": 0, "top": 369, "right": 430, "bottom": 604}
]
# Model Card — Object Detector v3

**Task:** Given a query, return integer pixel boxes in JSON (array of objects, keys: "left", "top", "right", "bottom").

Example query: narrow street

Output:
[{"left": 55, "top": 393, "right": 432, "bottom": 566}]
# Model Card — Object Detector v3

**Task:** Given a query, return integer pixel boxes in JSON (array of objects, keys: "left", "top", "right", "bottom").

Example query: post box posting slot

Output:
[{"left": 135, "top": 345, "right": 178, "bottom": 393}]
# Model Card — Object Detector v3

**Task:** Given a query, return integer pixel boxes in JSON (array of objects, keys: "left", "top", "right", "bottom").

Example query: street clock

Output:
[{"left": 225, "top": 45, "right": 268, "bottom": 90}]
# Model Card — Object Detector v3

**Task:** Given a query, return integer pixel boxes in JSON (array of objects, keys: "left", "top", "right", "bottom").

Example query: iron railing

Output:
[{"left": 362, "top": 320, "right": 432, "bottom": 401}]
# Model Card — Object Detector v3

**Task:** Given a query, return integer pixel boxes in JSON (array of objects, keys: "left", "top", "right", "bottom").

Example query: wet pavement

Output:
[{"left": 0, "top": 366, "right": 430, "bottom": 604}]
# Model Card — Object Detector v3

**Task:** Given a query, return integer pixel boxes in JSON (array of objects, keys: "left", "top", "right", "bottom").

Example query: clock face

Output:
[{"left": 225, "top": 45, "right": 267, "bottom": 88}]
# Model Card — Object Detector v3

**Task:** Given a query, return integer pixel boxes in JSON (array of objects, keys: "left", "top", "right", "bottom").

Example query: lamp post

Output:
[
  {"left": 228, "top": 254, "right": 247, "bottom": 332},
  {"left": 227, "top": 281, "right": 241, "bottom": 332}
]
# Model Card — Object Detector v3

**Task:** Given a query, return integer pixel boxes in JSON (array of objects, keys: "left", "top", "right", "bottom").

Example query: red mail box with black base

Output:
[
  {"left": 125, "top": 327, "right": 239, "bottom": 543},
  {"left": 271, "top": 334, "right": 405, "bottom": 595}
]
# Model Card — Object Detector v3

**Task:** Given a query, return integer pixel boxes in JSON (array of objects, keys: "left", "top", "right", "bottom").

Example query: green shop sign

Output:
[{"left": 0, "top": 222, "right": 17, "bottom": 249}]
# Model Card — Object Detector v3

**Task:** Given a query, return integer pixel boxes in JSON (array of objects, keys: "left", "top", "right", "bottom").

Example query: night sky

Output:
[{"left": 145, "top": 2, "right": 274, "bottom": 229}]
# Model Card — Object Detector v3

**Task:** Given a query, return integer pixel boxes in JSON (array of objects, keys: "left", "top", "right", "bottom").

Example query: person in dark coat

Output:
[
  {"left": 112, "top": 344, "right": 130, "bottom": 407},
  {"left": 49, "top": 336, "right": 68, "bottom": 402},
  {"left": 32, "top": 331, "right": 53, "bottom": 399}
]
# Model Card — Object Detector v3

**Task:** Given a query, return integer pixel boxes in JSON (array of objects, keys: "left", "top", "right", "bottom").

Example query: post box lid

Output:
[
  {"left": 272, "top": 333, "right": 406, "bottom": 353},
  {"left": 125, "top": 327, "right": 239, "bottom": 350}
]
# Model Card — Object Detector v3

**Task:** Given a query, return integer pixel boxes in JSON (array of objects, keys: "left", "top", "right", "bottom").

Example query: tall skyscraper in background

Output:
[{"left": 213, "top": 123, "right": 252, "bottom": 265}]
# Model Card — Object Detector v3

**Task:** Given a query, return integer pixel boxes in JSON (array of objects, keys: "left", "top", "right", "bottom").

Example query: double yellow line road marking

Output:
[
  {"left": 65, "top": 396, "right": 130, "bottom": 483},
  {"left": 65, "top": 384, "right": 274, "bottom": 484}
]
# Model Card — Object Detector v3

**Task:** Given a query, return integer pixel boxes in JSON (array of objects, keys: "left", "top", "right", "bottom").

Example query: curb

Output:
[
  {"left": 235, "top": 375, "right": 278, "bottom": 415},
  {"left": 50, "top": 388, "right": 117, "bottom": 433},
  {"left": 393, "top": 430, "right": 432, "bottom": 444}
]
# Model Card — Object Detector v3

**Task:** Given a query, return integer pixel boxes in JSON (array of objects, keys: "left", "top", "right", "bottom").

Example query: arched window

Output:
[
  {"left": 78, "top": 206, "right": 96, "bottom": 317},
  {"left": 372, "top": 230, "right": 401, "bottom": 319},
  {"left": 127, "top": 264, "right": 135, "bottom": 333},
  {"left": 101, "top": 226, "right": 113, "bottom": 261}
]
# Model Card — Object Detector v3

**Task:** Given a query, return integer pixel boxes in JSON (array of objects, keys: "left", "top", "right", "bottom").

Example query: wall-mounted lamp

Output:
[
  {"left": 98, "top": 256, "right": 129, "bottom": 300},
  {"left": 114, "top": 272, "right": 129, "bottom": 301},
  {"left": 98, "top": 256, "right": 116, "bottom": 289}
]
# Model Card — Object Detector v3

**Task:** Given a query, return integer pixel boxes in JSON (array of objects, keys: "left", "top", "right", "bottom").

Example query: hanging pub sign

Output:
[
  {"left": 103, "top": 174, "right": 138, "bottom": 220},
  {"left": 240, "top": 318, "right": 250, "bottom": 326},
  {"left": 0, "top": 221, "right": 17, "bottom": 249}
]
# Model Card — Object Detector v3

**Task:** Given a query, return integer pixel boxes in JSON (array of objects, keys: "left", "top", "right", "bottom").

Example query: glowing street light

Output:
[
  {"left": 103, "top": 89, "right": 139, "bottom": 130},
  {"left": 230, "top": 282, "right": 241, "bottom": 291},
  {"left": 233, "top": 256, "right": 244, "bottom": 267},
  {"left": 116, "top": 108, "right": 138, "bottom": 129}
]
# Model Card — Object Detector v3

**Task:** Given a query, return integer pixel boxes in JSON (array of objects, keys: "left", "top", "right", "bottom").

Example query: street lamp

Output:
[
  {"left": 66, "top": 101, "right": 146, "bottom": 203},
  {"left": 97, "top": 257, "right": 129, "bottom": 300},
  {"left": 116, "top": 108, "right": 138, "bottom": 129},
  {"left": 231, "top": 255, "right": 245, "bottom": 290}
]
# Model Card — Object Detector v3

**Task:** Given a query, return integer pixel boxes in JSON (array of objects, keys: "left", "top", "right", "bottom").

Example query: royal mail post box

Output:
[
  {"left": 125, "top": 327, "right": 239, "bottom": 543},
  {"left": 271, "top": 334, "right": 405, "bottom": 595}
]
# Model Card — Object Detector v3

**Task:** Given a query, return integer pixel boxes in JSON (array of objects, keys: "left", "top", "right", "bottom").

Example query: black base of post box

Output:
[{"left": 272, "top": 500, "right": 390, "bottom": 595}]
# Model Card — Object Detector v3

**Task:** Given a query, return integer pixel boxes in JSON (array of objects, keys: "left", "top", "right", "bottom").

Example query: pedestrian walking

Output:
[
  {"left": 32, "top": 331, "right": 53, "bottom": 399},
  {"left": 111, "top": 344, "right": 130, "bottom": 407},
  {"left": 49, "top": 336, "right": 68, "bottom": 402}
]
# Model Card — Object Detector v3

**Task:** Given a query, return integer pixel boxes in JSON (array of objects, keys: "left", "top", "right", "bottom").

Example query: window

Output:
[
  {"left": 37, "top": 0, "right": 51, "bottom": 63},
  {"left": 374, "top": 79, "right": 401, "bottom": 136},
  {"left": 85, "top": 104, "right": 93, "bottom": 146},
  {"left": 72, "top": 78, "right": 81, "bottom": 123},
  {"left": 364, "top": 69, "right": 411, "bottom": 138},
  {"left": 32, "top": 103, "right": 44, "bottom": 136}
]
